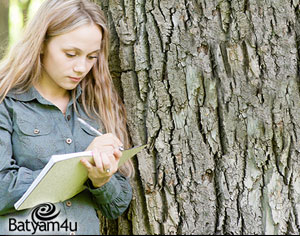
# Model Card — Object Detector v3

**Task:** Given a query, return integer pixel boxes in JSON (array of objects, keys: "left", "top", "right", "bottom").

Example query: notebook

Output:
[{"left": 14, "top": 144, "right": 147, "bottom": 210}]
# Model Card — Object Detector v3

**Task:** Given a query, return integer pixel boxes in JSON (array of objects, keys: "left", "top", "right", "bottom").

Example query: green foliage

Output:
[{"left": 9, "top": 0, "right": 43, "bottom": 47}]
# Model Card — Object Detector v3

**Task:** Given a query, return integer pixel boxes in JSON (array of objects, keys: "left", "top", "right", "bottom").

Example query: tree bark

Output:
[
  {"left": 0, "top": 0, "right": 9, "bottom": 59},
  {"left": 97, "top": 0, "right": 300, "bottom": 234}
]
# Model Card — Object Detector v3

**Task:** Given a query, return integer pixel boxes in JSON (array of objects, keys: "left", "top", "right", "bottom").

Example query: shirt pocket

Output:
[
  {"left": 17, "top": 120, "right": 52, "bottom": 136},
  {"left": 79, "top": 121, "right": 100, "bottom": 137},
  {"left": 76, "top": 120, "right": 101, "bottom": 151},
  {"left": 13, "top": 117, "right": 56, "bottom": 169}
]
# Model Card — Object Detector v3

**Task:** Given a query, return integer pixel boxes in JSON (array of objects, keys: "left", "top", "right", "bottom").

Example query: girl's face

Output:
[{"left": 40, "top": 23, "right": 102, "bottom": 93}]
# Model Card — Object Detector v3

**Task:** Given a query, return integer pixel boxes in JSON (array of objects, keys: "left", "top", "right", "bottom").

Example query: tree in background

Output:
[
  {"left": 17, "top": 0, "right": 32, "bottom": 26},
  {"left": 0, "top": 0, "right": 9, "bottom": 59},
  {"left": 2, "top": 0, "right": 300, "bottom": 234},
  {"left": 0, "top": 0, "right": 36, "bottom": 50},
  {"left": 0, "top": 0, "right": 32, "bottom": 58},
  {"left": 97, "top": 0, "right": 300, "bottom": 235}
]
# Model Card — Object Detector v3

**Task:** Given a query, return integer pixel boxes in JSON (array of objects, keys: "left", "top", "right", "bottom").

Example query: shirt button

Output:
[
  {"left": 33, "top": 129, "right": 40, "bottom": 134},
  {"left": 66, "top": 201, "right": 72, "bottom": 207},
  {"left": 66, "top": 138, "right": 72, "bottom": 144},
  {"left": 67, "top": 115, "right": 71, "bottom": 121}
]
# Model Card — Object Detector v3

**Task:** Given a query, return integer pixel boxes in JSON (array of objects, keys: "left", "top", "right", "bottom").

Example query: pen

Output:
[
  {"left": 77, "top": 117, "right": 124, "bottom": 151},
  {"left": 78, "top": 117, "right": 103, "bottom": 136}
]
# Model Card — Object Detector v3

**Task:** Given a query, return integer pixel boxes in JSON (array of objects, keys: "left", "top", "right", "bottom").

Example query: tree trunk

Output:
[
  {"left": 97, "top": 0, "right": 300, "bottom": 234},
  {"left": 18, "top": 0, "right": 32, "bottom": 26},
  {"left": 0, "top": 0, "right": 9, "bottom": 59}
]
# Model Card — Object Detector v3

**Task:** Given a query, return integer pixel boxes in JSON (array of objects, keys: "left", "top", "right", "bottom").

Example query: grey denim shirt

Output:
[{"left": 0, "top": 86, "right": 132, "bottom": 235}]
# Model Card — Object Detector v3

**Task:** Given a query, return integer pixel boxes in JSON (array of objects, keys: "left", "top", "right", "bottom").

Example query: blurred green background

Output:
[
  {"left": 0, "top": 0, "right": 43, "bottom": 58},
  {"left": 9, "top": 0, "right": 42, "bottom": 46}
]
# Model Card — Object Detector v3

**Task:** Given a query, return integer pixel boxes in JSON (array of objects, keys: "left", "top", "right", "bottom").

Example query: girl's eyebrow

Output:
[{"left": 64, "top": 47, "right": 100, "bottom": 54}]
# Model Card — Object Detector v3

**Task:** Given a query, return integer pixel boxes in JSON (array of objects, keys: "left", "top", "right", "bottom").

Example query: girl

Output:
[{"left": 0, "top": 0, "right": 133, "bottom": 234}]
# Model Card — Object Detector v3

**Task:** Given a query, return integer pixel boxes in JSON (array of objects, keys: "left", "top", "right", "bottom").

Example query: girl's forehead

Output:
[{"left": 48, "top": 24, "right": 102, "bottom": 51}]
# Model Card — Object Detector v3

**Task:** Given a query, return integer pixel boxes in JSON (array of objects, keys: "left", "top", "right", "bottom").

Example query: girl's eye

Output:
[
  {"left": 66, "top": 53, "right": 76, "bottom": 57},
  {"left": 88, "top": 56, "right": 98, "bottom": 60}
]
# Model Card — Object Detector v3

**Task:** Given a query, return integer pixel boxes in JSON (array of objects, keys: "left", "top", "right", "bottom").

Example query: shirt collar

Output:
[{"left": 6, "top": 85, "right": 82, "bottom": 104}]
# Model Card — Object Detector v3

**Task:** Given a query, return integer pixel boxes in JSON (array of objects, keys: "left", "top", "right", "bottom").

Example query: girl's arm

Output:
[
  {"left": 86, "top": 171, "right": 132, "bottom": 219},
  {"left": 0, "top": 102, "right": 41, "bottom": 215}
]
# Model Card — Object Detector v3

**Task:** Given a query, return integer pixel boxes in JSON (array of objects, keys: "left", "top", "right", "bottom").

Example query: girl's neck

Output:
[{"left": 34, "top": 79, "right": 70, "bottom": 115}]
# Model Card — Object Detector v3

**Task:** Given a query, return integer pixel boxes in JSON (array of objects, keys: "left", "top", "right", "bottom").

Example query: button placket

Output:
[{"left": 48, "top": 110, "right": 74, "bottom": 153}]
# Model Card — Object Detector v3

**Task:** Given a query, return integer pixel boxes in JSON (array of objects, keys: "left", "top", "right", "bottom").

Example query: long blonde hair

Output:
[{"left": 0, "top": 0, "right": 133, "bottom": 177}]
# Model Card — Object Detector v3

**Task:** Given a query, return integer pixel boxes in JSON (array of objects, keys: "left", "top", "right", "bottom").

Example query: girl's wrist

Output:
[{"left": 91, "top": 176, "right": 111, "bottom": 188}]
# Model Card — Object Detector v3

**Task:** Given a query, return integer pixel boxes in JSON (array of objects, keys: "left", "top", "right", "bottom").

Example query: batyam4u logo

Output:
[{"left": 8, "top": 203, "right": 78, "bottom": 234}]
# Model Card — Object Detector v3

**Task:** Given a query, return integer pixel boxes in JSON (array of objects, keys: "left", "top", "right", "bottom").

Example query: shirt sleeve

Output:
[
  {"left": 85, "top": 172, "right": 132, "bottom": 220},
  {"left": 0, "top": 101, "right": 41, "bottom": 215}
]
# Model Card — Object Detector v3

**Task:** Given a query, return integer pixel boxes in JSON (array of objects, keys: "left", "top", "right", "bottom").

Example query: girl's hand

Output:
[
  {"left": 85, "top": 133, "right": 123, "bottom": 151},
  {"left": 80, "top": 133, "right": 123, "bottom": 188}
]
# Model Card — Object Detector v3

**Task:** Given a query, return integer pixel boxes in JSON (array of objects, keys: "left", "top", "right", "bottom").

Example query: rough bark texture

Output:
[
  {"left": 0, "top": 0, "right": 9, "bottom": 59},
  {"left": 97, "top": 0, "right": 300, "bottom": 234}
]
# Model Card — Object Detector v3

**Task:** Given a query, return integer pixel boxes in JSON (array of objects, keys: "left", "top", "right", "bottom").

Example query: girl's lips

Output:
[{"left": 68, "top": 76, "right": 81, "bottom": 82}]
